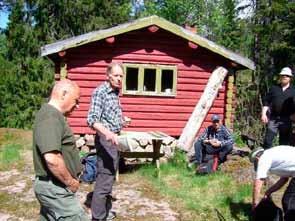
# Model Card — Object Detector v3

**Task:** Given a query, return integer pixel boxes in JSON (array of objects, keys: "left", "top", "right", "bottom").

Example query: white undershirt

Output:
[{"left": 256, "top": 145, "right": 295, "bottom": 179}]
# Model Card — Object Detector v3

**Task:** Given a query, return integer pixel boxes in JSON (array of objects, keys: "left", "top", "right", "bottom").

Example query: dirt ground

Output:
[
  {"left": 0, "top": 129, "right": 180, "bottom": 221},
  {"left": 0, "top": 152, "right": 180, "bottom": 221},
  {"left": 0, "top": 128, "right": 285, "bottom": 221}
]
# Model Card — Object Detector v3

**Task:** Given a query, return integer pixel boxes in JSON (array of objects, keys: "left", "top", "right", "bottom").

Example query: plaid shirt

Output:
[
  {"left": 87, "top": 81, "right": 123, "bottom": 133},
  {"left": 198, "top": 125, "right": 233, "bottom": 148}
]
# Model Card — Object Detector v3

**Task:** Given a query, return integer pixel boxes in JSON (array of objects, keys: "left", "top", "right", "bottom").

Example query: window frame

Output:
[{"left": 122, "top": 63, "right": 177, "bottom": 97}]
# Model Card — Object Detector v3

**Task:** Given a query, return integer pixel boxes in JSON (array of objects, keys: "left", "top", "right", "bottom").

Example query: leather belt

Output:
[
  {"left": 37, "top": 176, "right": 51, "bottom": 181},
  {"left": 36, "top": 176, "right": 66, "bottom": 187}
]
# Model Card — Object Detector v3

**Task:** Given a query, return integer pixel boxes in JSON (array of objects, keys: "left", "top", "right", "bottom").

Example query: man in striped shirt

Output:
[{"left": 193, "top": 114, "right": 234, "bottom": 167}]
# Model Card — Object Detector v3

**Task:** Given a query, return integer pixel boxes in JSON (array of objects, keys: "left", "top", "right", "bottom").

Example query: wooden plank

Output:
[
  {"left": 68, "top": 118, "right": 186, "bottom": 127},
  {"left": 71, "top": 125, "right": 214, "bottom": 137},
  {"left": 73, "top": 80, "right": 224, "bottom": 92},
  {"left": 76, "top": 97, "right": 225, "bottom": 107},
  {"left": 178, "top": 78, "right": 209, "bottom": 84},
  {"left": 75, "top": 103, "right": 225, "bottom": 113},
  {"left": 120, "top": 152, "right": 164, "bottom": 158},
  {"left": 69, "top": 111, "right": 225, "bottom": 122},
  {"left": 68, "top": 118, "right": 221, "bottom": 130},
  {"left": 68, "top": 74, "right": 105, "bottom": 81},
  {"left": 178, "top": 67, "right": 228, "bottom": 152},
  {"left": 79, "top": 89, "right": 226, "bottom": 98}
]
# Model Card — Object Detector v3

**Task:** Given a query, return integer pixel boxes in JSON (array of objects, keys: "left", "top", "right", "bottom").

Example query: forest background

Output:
[{"left": 0, "top": 0, "right": 294, "bottom": 143}]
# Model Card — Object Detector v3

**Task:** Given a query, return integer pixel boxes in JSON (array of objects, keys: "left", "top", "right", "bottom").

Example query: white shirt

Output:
[{"left": 256, "top": 145, "right": 295, "bottom": 179}]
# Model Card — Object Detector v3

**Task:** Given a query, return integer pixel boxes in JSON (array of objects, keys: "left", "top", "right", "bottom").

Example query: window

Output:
[
  {"left": 123, "top": 63, "right": 177, "bottom": 96},
  {"left": 125, "top": 67, "right": 138, "bottom": 91}
]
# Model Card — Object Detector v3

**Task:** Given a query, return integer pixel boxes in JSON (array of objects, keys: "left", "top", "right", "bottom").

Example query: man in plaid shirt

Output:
[
  {"left": 192, "top": 114, "right": 233, "bottom": 167},
  {"left": 87, "top": 63, "right": 129, "bottom": 221}
]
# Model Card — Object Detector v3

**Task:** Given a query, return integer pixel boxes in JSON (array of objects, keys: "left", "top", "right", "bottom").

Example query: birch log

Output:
[{"left": 178, "top": 66, "right": 228, "bottom": 152}]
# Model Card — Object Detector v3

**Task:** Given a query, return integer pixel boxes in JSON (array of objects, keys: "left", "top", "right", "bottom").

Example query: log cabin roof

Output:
[{"left": 41, "top": 15, "right": 255, "bottom": 70}]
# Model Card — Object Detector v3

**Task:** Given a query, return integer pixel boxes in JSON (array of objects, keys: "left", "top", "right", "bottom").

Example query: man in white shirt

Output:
[{"left": 250, "top": 145, "right": 295, "bottom": 221}]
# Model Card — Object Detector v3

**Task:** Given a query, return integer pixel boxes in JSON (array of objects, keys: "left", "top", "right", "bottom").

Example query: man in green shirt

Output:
[{"left": 33, "top": 79, "right": 89, "bottom": 221}]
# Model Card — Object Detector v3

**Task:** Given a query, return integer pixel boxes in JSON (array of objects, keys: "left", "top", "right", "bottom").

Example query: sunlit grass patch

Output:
[
  {"left": 137, "top": 150, "right": 252, "bottom": 221},
  {"left": 0, "top": 128, "right": 32, "bottom": 150},
  {"left": 0, "top": 143, "right": 21, "bottom": 163},
  {"left": 0, "top": 191, "right": 39, "bottom": 219},
  {"left": 0, "top": 143, "right": 24, "bottom": 171}
]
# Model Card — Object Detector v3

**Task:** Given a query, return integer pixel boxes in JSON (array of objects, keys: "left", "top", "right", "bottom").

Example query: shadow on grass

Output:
[
  {"left": 228, "top": 200, "right": 252, "bottom": 221},
  {"left": 118, "top": 158, "right": 155, "bottom": 174}
]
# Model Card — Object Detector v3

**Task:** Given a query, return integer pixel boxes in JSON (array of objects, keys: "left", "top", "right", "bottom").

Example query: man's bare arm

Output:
[
  {"left": 261, "top": 106, "right": 269, "bottom": 124},
  {"left": 252, "top": 178, "right": 265, "bottom": 210},
  {"left": 44, "top": 151, "right": 79, "bottom": 192},
  {"left": 92, "top": 122, "right": 118, "bottom": 145}
]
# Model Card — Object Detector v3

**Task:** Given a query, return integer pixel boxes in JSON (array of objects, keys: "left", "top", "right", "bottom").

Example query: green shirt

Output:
[{"left": 33, "top": 103, "right": 82, "bottom": 178}]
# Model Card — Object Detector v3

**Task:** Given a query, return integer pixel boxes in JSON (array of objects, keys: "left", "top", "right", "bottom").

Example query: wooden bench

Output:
[{"left": 116, "top": 131, "right": 167, "bottom": 180}]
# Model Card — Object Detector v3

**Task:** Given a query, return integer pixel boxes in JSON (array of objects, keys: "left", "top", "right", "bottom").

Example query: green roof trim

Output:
[{"left": 41, "top": 15, "right": 255, "bottom": 70}]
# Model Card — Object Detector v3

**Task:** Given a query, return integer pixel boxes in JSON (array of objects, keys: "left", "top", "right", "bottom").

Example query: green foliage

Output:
[
  {"left": 233, "top": 131, "right": 246, "bottom": 148},
  {"left": 169, "top": 149, "right": 187, "bottom": 168},
  {"left": 138, "top": 0, "right": 246, "bottom": 52},
  {"left": 0, "top": 1, "right": 54, "bottom": 128},
  {"left": 33, "top": 0, "right": 132, "bottom": 42},
  {"left": 140, "top": 0, "right": 204, "bottom": 27},
  {"left": 254, "top": 0, "right": 295, "bottom": 85},
  {"left": 0, "top": 0, "right": 132, "bottom": 129}
]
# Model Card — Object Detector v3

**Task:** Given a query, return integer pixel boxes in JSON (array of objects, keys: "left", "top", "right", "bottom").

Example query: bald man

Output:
[{"left": 33, "top": 79, "right": 89, "bottom": 221}]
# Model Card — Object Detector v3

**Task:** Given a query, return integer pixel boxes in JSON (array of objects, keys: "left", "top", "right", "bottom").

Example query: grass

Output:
[
  {"left": 0, "top": 142, "right": 24, "bottom": 171},
  {"left": 0, "top": 129, "right": 31, "bottom": 171},
  {"left": 137, "top": 150, "right": 252, "bottom": 221},
  {"left": 233, "top": 131, "right": 247, "bottom": 148},
  {"left": 0, "top": 191, "right": 39, "bottom": 219},
  {"left": 0, "top": 128, "right": 253, "bottom": 220}
]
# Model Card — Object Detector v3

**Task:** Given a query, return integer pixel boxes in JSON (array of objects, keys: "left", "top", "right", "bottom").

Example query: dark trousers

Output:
[
  {"left": 91, "top": 135, "right": 119, "bottom": 220},
  {"left": 194, "top": 140, "right": 233, "bottom": 164},
  {"left": 263, "top": 117, "right": 292, "bottom": 149},
  {"left": 282, "top": 178, "right": 295, "bottom": 221}
]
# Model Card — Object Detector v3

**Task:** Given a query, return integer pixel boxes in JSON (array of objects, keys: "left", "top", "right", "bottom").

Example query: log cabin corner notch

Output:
[{"left": 41, "top": 15, "right": 255, "bottom": 137}]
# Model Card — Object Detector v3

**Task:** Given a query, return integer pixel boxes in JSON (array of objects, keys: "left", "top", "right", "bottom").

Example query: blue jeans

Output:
[{"left": 193, "top": 140, "right": 233, "bottom": 164}]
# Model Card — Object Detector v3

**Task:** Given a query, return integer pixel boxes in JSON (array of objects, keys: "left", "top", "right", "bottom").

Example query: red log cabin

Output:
[{"left": 41, "top": 16, "right": 255, "bottom": 137}]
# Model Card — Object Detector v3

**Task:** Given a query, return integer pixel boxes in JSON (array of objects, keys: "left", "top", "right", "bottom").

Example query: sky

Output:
[{"left": 0, "top": 10, "right": 9, "bottom": 29}]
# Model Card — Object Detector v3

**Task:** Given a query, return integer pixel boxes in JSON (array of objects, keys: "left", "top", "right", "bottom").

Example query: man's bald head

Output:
[
  {"left": 49, "top": 79, "right": 80, "bottom": 115},
  {"left": 51, "top": 79, "right": 79, "bottom": 98}
]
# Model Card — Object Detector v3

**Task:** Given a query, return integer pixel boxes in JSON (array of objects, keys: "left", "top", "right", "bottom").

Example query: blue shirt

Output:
[
  {"left": 87, "top": 81, "right": 123, "bottom": 133},
  {"left": 198, "top": 125, "right": 233, "bottom": 148}
]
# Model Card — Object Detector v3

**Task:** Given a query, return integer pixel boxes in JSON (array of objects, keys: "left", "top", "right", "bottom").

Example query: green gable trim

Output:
[{"left": 41, "top": 15, "right": 255, "bottom": 70}]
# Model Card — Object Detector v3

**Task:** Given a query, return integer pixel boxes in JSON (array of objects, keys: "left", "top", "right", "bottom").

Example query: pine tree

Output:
[
  {"left": 1, "top": 1, "right": 53, "bottom": 128},
  {"left": 33, "top": 0, "right": 132, "bottom": 43},
  {"left": 0, "top": 0, "right": 132, "bottom": 128}
]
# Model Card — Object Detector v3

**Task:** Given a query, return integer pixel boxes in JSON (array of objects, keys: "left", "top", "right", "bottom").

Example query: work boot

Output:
[
  {"left": 92, "top": 211, "right": 116, "bottom": 221},
  {"left": 106, "top": 211, "right": 116, "bottom": 220}
]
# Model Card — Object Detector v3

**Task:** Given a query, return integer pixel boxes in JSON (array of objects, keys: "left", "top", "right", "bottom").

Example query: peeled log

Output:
[{"left": 178, "top": 66, "right": 228, "bottom": 152}]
